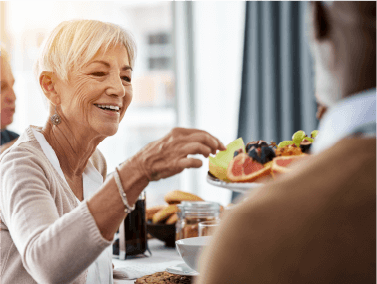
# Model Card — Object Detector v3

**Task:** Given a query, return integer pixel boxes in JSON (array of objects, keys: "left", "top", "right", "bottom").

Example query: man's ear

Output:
[
  {"left": 311, "top": 1, "right": 330, "bottom": 41},
  {"left": 39, "top": 71, "right": 61, "bottom": 106}
]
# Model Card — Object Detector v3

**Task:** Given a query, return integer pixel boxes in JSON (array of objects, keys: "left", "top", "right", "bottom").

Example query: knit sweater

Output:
[{"left": 0, "top": 125, "right": 113, "bottom": 284}]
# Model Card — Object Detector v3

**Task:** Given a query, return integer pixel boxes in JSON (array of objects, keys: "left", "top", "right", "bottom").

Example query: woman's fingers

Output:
[
  {"left": 184, "top": 132, "right": 226, "bottom": 154},
  {"left": 177, "top": 157, "right": 203, "bottom": 169},
  {"left": 180, "top": 142, "right": 212, "bottom": 157},
  {"left": 138, "top": 127, "right": 226, "bottom": 182},
  {"left": 187, "top": 133, "right": 221, "bottom": 154},
  {"left": 149, "top": 158, "right": 202, "bottom": 181},
  {"left": 166, "top": 128, "right": 226, "bottom": 152}
]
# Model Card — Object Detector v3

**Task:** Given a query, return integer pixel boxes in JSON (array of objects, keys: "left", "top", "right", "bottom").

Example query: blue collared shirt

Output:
[
  {"left": 312, "top": 88, "right": 376, "bottom": 154},
  {"left": 0, "top": 129, "right": 19, "bottom": 146}
]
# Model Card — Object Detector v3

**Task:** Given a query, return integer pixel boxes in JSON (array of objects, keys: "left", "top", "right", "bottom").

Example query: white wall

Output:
[{"left": 192, "top": 2, "right": 246, "bottom": 205}]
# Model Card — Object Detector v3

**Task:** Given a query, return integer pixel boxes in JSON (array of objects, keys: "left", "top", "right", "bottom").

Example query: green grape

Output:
[
  {"left": 311, "top": 130, "right": 319, "bottom": 139},
  {"left": 301, "top": 137, "right": 314, "bottom": 143},
  {"left": 277, "top": 141, "right": 295, "bottom": 148},
  {"left": 292, "top": 130, "right": 306, "bottom": 147}
]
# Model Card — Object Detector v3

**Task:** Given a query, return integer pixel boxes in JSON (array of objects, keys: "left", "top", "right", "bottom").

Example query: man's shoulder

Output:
[
  {"left": 297, "top": 137, "right": 374, "bottom": 193},
  {"left": 239, "top": 136, "right": 376, "bottom": 219}
]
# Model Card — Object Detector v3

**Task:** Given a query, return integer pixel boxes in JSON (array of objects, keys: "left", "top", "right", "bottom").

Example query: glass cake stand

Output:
[{"left": 206, "top": 172, "right": 263, "bottom": 193}]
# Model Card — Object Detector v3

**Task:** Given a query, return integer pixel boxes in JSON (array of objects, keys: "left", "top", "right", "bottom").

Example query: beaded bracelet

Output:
[{"left": 114, "top": 167, "right": 135, "bottom": 213}]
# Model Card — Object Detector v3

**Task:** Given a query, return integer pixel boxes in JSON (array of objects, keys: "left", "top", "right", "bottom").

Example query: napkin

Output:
[{"left": 113, "top": 260, "right": 183, "bottom": 280}]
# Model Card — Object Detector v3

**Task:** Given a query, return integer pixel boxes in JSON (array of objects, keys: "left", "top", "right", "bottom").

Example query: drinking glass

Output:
[{"left": 198, "top": 220, "right": 220, "bottom": 237}]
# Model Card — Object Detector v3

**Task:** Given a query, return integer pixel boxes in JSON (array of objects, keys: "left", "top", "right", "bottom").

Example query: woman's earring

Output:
[{"left": 51, "top": 105, "right": 61, "bottom": 125}]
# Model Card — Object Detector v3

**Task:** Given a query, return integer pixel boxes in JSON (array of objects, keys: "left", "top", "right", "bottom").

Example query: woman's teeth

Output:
[{"left": 95, "top": 104, "right": 120, "bottom": 111}]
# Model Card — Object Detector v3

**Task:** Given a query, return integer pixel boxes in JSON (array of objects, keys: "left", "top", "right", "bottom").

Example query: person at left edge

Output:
[{"left": 0, "top": 43, "right": 19, "bottom": 151}]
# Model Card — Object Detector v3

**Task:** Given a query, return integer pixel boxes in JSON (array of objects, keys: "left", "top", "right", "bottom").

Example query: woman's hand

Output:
[
  {"left": 134, "top": 127, "right": 226, "bottom": 181},
  {"left": 88, "top": 128, "right": 225, "bottom": 241}
]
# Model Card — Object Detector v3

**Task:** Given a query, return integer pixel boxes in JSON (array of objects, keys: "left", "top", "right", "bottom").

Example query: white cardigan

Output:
[
  {"left": 0, "top": 126, "right": 113, "bottom": 284},
  {"left": 32, "top": 128, "right": 113, "bottom": 284}
]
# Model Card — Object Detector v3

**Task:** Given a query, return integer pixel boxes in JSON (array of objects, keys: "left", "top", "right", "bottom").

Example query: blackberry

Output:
[
  {"left": 258, "top": 141, "right": 269, "bottom": 148},
  {"left": 246, "top": 141, "right": 259, "bottom": 153},
  {"left": 260, "top": 146, "right": 276, "bottom": 164},
  {"left": 246, "top": 140, "right": 268, "bottom": 152},
  {"left": 248, "top": 147, "right": 262, "bottom": 163}
]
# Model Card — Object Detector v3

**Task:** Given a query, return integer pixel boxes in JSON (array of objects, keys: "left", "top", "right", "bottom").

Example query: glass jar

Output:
[
  {"left": 175, "top": 203, "right": 184, "bottom": 241},
  {"left": 176, "top": 201, "right": 220, "bottom": 240}
]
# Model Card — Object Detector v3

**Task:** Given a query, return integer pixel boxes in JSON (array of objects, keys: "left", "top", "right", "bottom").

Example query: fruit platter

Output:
[{"left": 207, "top": 130, "right": 318, "bottom": 193}]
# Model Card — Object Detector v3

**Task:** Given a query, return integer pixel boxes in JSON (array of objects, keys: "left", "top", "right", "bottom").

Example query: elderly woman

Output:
[{"left": 0, "top": 20, "right": 225, "bottom": 284}]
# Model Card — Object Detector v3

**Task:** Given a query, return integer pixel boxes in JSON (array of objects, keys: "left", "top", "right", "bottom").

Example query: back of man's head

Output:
[{"left": 309, "top": 1, "right": 376, "bottom": 106}]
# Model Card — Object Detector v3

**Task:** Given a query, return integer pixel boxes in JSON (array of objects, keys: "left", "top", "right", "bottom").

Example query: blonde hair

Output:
[{"left": 34, "top": 19, "right": 137, "bottom": 83}]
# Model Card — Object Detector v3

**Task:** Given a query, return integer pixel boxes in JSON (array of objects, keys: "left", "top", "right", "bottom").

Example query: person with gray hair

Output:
[
  {"left": 0, "top": 20, "right": 226, "bottom": 284},
  {"left": 0, "top": 43, "right": 19, "bottom": 150},
  {"left": 197, "top": 2, "right": 375, "bottom": 284}
]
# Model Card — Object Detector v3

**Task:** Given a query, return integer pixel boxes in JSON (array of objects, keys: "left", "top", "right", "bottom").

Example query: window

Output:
[{"left": 147, "top": 32, "right": 172, "bottom": 71}]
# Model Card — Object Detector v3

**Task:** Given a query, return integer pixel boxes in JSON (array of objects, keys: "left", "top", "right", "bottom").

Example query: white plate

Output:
[
  {"left": 166, "top": 262, "right": 199, "bottom": 276},
  {"left": 206, "top": 172, "right": 263, "bottom": 192}
]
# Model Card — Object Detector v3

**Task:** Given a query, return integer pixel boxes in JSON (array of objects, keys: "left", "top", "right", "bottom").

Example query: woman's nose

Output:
[{"left": 106, "top": 74, "right": 125, "bottom": 98}]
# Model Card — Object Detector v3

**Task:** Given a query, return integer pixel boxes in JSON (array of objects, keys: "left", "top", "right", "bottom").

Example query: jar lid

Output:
[{"left": 181, "top": 201, "right": 220, "bottom": 213}]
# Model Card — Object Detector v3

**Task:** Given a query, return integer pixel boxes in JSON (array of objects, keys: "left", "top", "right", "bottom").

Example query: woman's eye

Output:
[
  {"left": 91, "top": 72, "right": 106, "bottom": 77},
  {"left": 122, "top": 76, "right": 131, "bottom": 83}
]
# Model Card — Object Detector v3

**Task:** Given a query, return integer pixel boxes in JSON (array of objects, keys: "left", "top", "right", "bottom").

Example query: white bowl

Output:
[{"left": 175, "top": 236, "right": 212, "bottom": 272}]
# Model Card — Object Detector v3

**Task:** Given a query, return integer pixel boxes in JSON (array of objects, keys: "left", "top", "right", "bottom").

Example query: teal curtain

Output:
[{"left": 233, "top": 1, "right": 317, "bottom": 201}]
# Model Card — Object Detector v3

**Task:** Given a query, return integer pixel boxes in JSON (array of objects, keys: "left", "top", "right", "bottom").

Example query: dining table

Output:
[{"left": 113, "top": 239, "right": 188, "bottom": 283}]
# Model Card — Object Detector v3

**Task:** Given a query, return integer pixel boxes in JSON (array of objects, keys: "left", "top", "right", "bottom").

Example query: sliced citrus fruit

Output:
[
  {"left": 209, "top": 138, "right": 245, "bottom": 181},
  {"left": 275, "top": 144, "right": 303, "bottom": 156},
  {"left": 227, "top": 153, "right": 272, "bottom": 182},
  {"left": 271, "top": 154, "right": 308, "bottom": 174},
  {"left": 263, "top": 160, "right": 273, "bottom": 169}
]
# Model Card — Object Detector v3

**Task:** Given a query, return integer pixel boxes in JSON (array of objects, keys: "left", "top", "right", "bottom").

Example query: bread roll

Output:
[
  {"left": 165, "top": 213, "right": 178, "bottom": 225},
  {"left": 146, "top": 205, "right": 167, "bottom": 220},
  {"left": 164, "top": 190, "right": 204, "bottom": 205},
  {"left": 152, "top": 205, "right": 179, "bottom": 224}
]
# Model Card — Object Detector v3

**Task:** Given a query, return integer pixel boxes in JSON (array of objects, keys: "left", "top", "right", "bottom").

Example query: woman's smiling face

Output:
[{"left": 56, "top": 44, "right": 132, "bottom": 138}]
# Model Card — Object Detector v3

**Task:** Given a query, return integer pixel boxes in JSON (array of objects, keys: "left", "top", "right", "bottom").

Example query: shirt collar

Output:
[
  {"left": 312, "top": 88, "right": 376, "bottom": 154},
  {"left": 31, "top": 128, "right": 103, "bottom": 202}
]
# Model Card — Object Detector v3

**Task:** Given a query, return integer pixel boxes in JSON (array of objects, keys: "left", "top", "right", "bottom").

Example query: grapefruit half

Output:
[
  {"left": 227, "top": 153, "right": 272, "bottom": 182},
  {"left": 271, "top": 154, "right": 308, "bottom": 174}
]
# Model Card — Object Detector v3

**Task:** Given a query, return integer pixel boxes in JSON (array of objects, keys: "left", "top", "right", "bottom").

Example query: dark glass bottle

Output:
[{"left": 113, "top": 191, "right": 148, "bottom": 259}]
